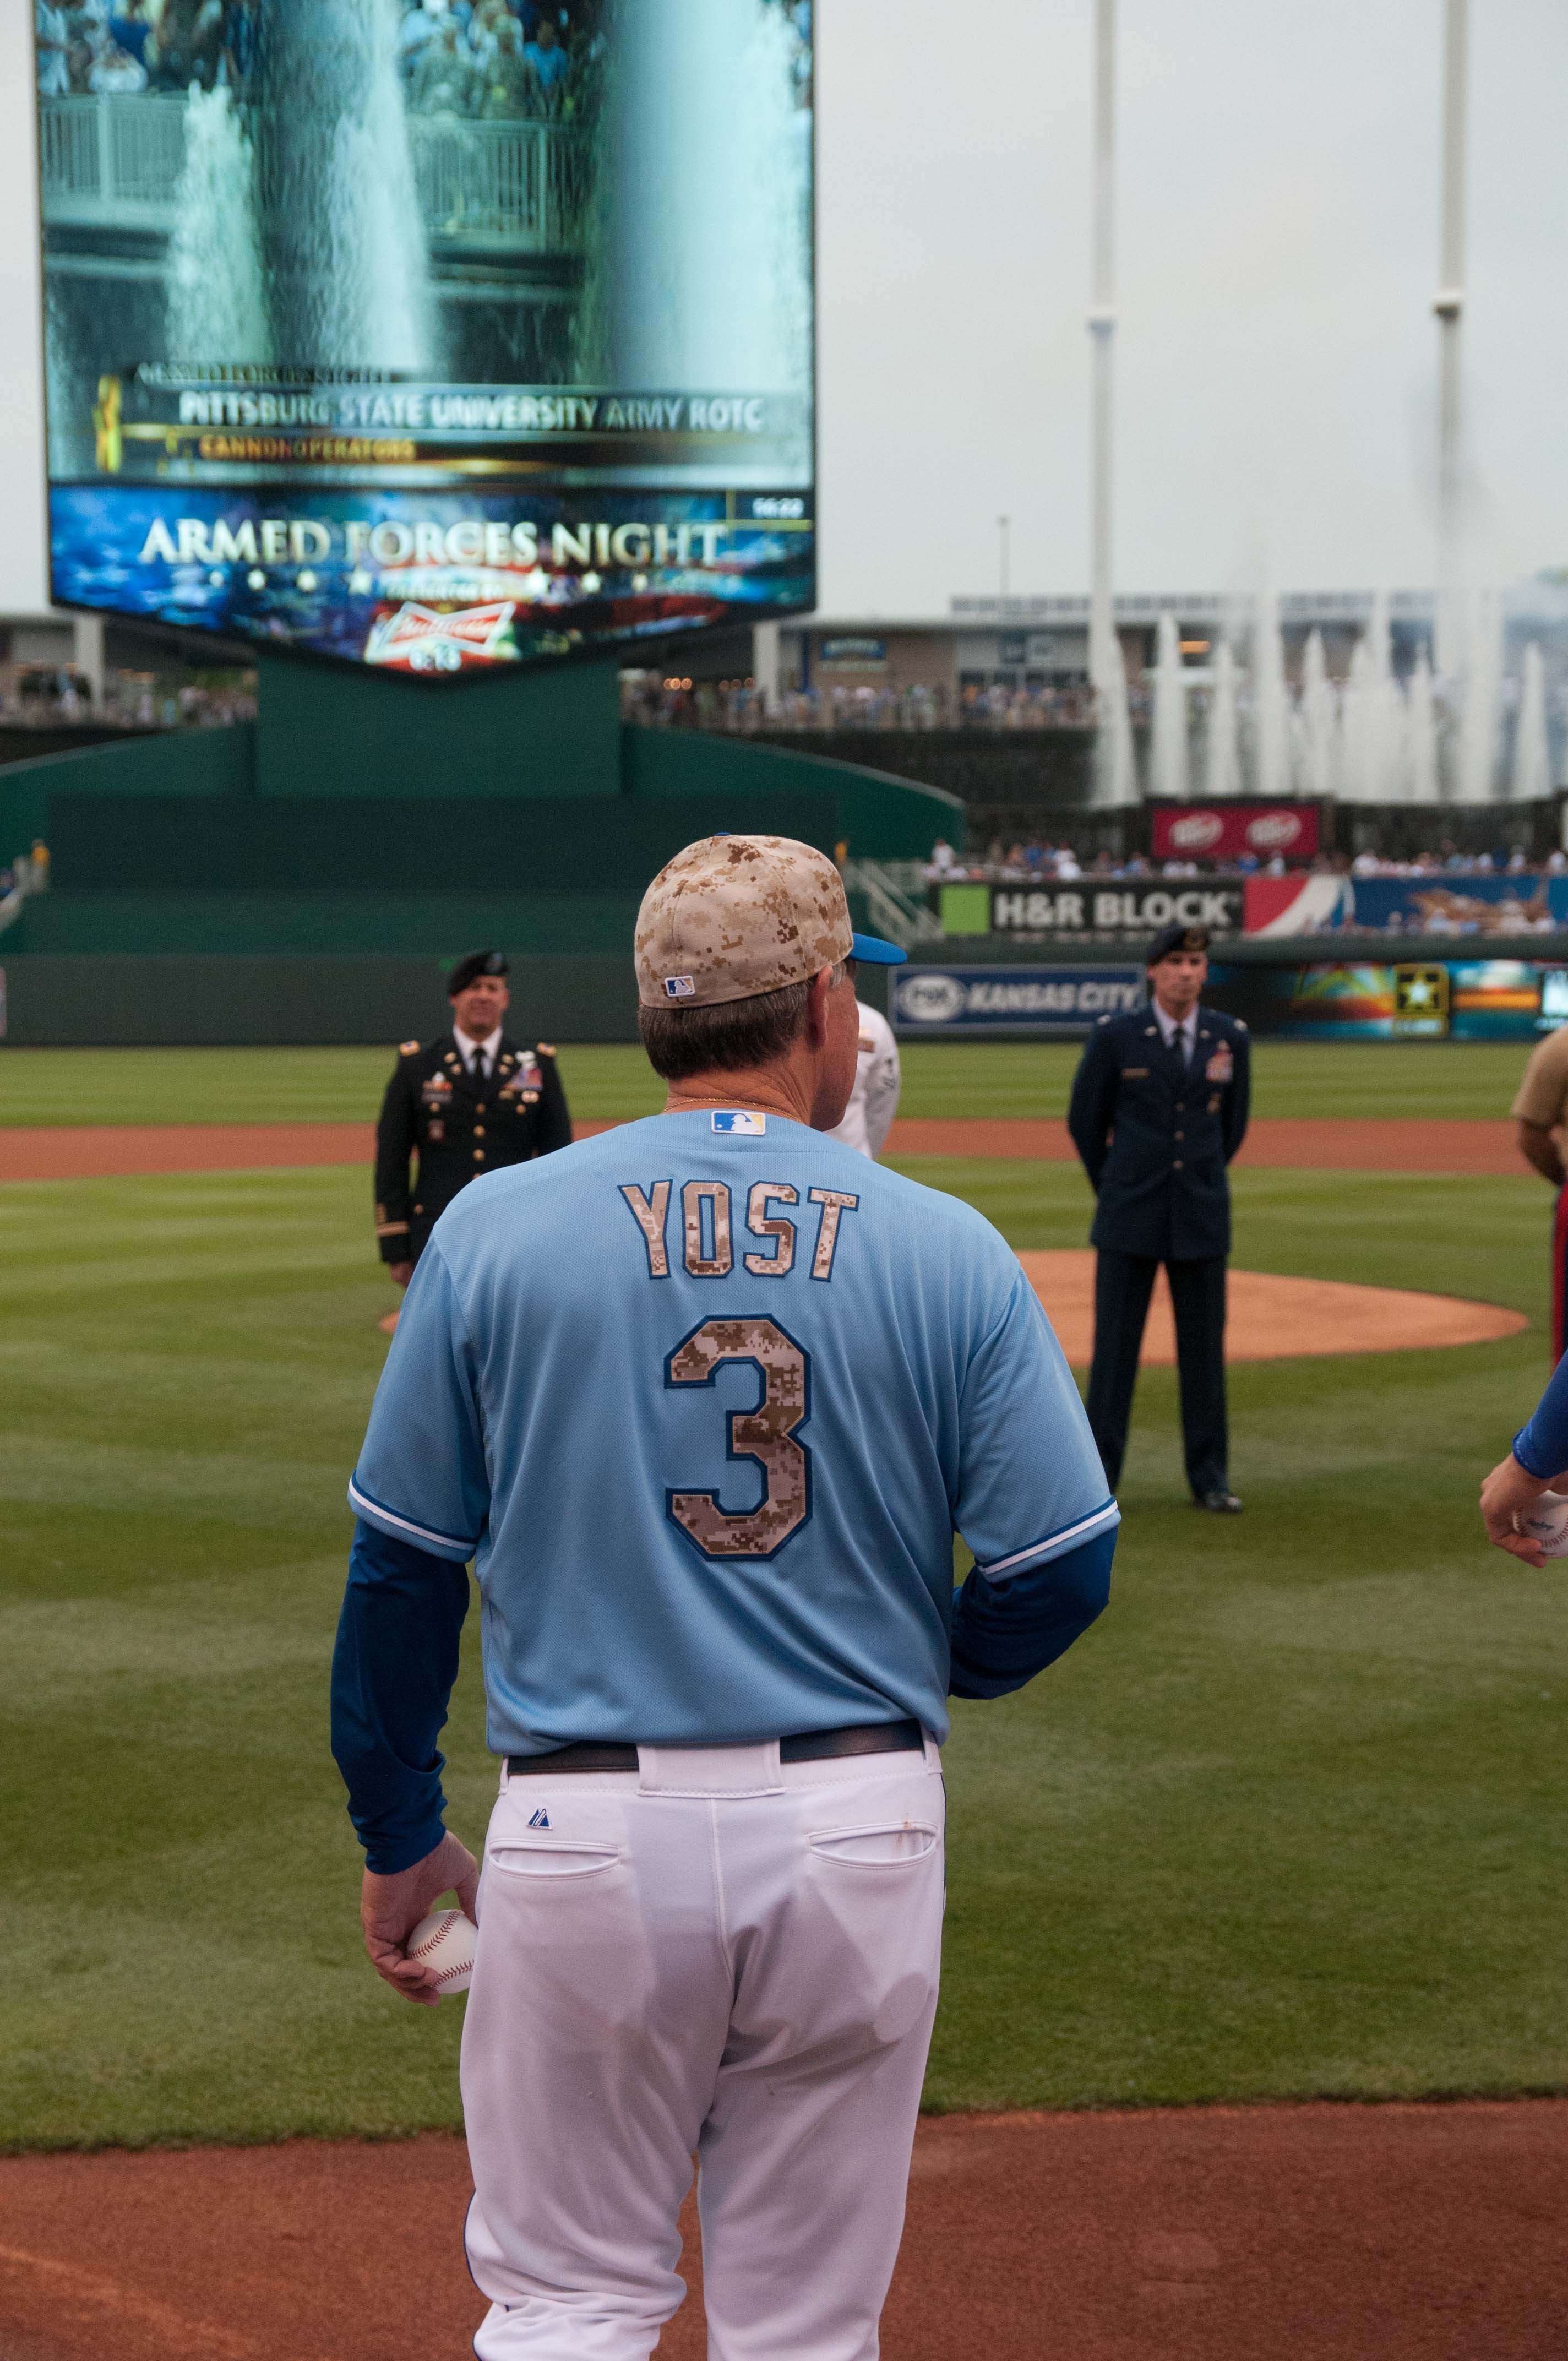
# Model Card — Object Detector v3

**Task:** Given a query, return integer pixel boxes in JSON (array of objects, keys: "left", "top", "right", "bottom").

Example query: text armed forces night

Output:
[{"left": 35, "top": 0, "right": 816, "bottom": 673}]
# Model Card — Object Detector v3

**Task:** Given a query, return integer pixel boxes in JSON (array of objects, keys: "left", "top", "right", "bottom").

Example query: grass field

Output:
[
  {"left": 2, "top": 1042, "right": 1565, "bottom": 2151},
  {"left": 0, "top": 1036, "right": 1536, "bottom": 1128}
]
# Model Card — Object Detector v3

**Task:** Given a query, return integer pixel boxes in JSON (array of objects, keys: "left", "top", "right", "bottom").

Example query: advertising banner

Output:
[
  {"left": 1151, "top": 804, "right": 1321, "bottom": 863},
  {"left": 892, "top": 965, "right": 1147, "bottom": 1035},
  {"left": 1345, "top": 875, "right": 1568, "bottom": 935},
  {"left": 985, "top": 883, "right": 1245, "bottom": 939},
  {"left": 1204, "top": 959, "right": 1568, "bottom": 1042},
  {"left": 1243, "top": 874, "right": 1355, "bottom": 935},
  {"left": 35, "top": 1, "right": 815, "bottom": 670}
]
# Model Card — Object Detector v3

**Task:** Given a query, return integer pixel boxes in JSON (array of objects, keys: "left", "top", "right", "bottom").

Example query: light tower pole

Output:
[
  {"left": 1434, "top": 0, "right": 1468, "bottom": 677},
  {"left": 1087, "top": 0, "right": 1118, "bottom": 698}
]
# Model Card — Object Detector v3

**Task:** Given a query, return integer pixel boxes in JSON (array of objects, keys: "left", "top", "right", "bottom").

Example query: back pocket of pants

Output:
[
  {"left": 490, "top": 1840, "right": 622, "bottom": 1879},
  {"left": 808, "top": 1823, "right": 939, "bottom": 1866}
]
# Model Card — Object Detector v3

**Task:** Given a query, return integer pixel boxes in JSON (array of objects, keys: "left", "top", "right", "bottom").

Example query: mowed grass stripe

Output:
[
  {"left": 0, "top": 1037, "right": 1542, "bottom": 1127},
  {"left": 3, "top": 1145, "right": 1566, "bottom": 2147}
]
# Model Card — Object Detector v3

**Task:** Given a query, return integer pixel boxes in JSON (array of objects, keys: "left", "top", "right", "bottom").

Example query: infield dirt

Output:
[
  {"left": 0, "top": 1114, "right": 1528, "bottom": 1183},
  {"left": 1, "top": 2100, "right": 1564, "bottom": 2360}
]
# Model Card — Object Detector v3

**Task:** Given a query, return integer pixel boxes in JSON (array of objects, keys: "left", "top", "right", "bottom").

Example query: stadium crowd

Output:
[
  {"left": 33, "top": 1, "right": 586, "bottom": 112},
  {"left": 35, "top": 0, "right": 810, "bottom": 116},
  {"left": 33, "top": 0, "right": 259, "bottom": 95},
  {"left": 623, "top": 679, "right": 1103, "bottom": 735},
  {"left": 923, "top": 837, "right": 1568, "bottom": 886},
  {"left": 921, "top": 839, "right": 1333, "bottom": 884}
]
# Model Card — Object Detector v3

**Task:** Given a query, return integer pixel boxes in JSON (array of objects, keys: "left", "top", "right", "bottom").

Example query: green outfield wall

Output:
[
  {"left": 0, "top": 655, "right": 960, "bottom": 1042},
  {"left": 0, "top": 954, "right": 643, "bottom": 1047}
]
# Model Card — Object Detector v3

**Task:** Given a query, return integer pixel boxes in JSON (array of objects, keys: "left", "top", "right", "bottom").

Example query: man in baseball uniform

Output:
[
  {"left": 827, "top": 995, "right": 901, "bottom": 1157},
  {"left": 1511, "top": 1019, "right": 1568, "bottom": 1357},
  {"left": 332, "top": 834, "right": 1117, "bottom": 2359}
]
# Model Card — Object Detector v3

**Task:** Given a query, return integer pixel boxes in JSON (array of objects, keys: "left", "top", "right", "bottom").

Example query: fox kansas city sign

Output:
[{"left": 989, "top": 884, "right": 1244, "bottom": 937}]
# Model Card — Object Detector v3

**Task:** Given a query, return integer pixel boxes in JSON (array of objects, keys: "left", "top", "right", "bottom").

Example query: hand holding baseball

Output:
[
  {"left": 1478, "top": 1453, "right": 1568, "bottom": 1568},
  {"left": 360, "top": 1829, "right": 479, "bottom": 2007}
]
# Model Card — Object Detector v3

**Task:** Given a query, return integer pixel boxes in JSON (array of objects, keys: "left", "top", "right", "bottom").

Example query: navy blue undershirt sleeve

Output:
[
  {"left": 949, "top": 1526, "right": 1114, "bottom": 1701},
  {"left": 330, "top": 1519, "right": 471, "bottom": 1873},
  {"left": 1513, "top": 1351, "right": 1568, "bottom": 1481}
]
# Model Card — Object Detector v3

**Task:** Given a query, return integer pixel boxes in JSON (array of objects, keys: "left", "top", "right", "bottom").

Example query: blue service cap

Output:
[{"left": 851, "top": 932, "right": 907, "bottom": 966}]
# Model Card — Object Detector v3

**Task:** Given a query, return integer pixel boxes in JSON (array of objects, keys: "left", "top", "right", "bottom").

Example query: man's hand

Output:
[
  {"left": 360, "top": 1829, "right": 480, "bottom": 2006},
  {"left": 1479, "top": 1452, "right": 1564, "bottom": 1568},
  {"left": 1516, "top": 1119, "right": 1565, "bottom": 1188},
  {"left": 388, "top": 1261, "right": 415, "bottom": 1288}
]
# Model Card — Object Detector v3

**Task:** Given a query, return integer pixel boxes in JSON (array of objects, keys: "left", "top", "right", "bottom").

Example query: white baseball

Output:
[
  {"left": 1516, "top": 1490, "right": 1568, "bottom": 1559},
  {"left": 406, "top": 1907, "right": 477, "bottom": 1995}
]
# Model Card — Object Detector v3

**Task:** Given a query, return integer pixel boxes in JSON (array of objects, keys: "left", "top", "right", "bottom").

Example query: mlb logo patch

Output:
[
  {"left": 663, "top": 975, "right": 696, "bottom": 1000},
  {"left": 712, "top": 1111, "right": 766, "bottom": 1134}
]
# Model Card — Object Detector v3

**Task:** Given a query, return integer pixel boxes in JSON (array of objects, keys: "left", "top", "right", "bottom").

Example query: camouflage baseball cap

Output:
[{"left": 635, "top": 834, "right": 906, "bottom": 1009}]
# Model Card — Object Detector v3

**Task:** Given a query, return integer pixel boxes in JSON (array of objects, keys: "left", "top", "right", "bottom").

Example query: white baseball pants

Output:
[{"left": 461, "top": 1736, "right": 946, "bottom": 2360}]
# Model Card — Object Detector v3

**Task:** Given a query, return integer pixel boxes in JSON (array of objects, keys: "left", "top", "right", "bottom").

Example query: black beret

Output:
[
  {"left": 1146, "top": 922, "right": 1211, "bottom": 967},
  {"left": 447, "top": 950, "right": 509, "bottom": 995}
]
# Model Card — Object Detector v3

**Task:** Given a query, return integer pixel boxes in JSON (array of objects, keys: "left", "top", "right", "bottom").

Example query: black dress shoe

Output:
[{"left": 1195, "top": 1488, "right": 1243, "bottom": 1513}]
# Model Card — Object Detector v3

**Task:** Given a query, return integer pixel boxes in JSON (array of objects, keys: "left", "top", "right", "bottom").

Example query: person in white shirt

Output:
[
  {"left": 36, "top": 3, "right": 71, "bottom": 92},
  {"left": 828, "top": 1000, "right": 901, "bottom": 1158}
]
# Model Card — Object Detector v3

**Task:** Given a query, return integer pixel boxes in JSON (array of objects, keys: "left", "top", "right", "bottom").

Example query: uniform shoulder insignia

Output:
[
  {"left": 399, "top": 1039, "right": 421, "bottom": 1056},
  {"left": 1097, "top": 1013, "right": 1112, "bottom": 1025},
  {"left": 1234, "top": 1019, "right": 1248, "bottom": 1033},
  {"left": 536, "top": 1042, "right": 557, "bottom": 1057}
]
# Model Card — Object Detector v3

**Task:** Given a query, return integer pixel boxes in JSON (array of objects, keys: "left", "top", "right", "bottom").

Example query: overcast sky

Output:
[{"left": 3, "top": 0, "right": 1566, "bottom": 619}]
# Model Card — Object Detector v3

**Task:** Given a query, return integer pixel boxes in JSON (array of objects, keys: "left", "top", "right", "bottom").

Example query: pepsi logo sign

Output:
[{"left": 1168, "top": 812, "right": 1224, "bottom": 852}]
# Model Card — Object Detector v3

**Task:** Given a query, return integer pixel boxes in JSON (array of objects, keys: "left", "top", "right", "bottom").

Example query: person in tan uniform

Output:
[{"left": 1511, "top": 1023, "right": 1568, "bottom": 1356}]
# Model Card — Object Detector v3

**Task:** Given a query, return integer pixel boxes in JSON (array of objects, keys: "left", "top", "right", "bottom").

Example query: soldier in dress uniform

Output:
[
  {"left": 1067, "top": 922, "right": 1251, "bottom": 1513},
  {"left": 374, "top": 951, "right": 573, "bottom": 1287}
]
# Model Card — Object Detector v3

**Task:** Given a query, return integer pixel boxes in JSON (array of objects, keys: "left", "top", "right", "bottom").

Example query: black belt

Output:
[{"left": 507, "top": 1718, "right": 923, "bottom": 1776}]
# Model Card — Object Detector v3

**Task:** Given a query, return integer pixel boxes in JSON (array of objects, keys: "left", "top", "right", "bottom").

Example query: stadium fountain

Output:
[
  {"left": 595, "top": 0, "right": 811, "bottom": 478},
  {"left": 1298, "top": 629, "right": 1336, "bottom": 802},
  {"left": 1122, "top": 586, "right": 1556, "bottom": 808},
  {"left": 1148, "top": 612, "right": 1190, "bottom": 801},
  {"left": 167, "top": 89, "right": 269, "bottom": 365},
  {"left": 1203, "top": 643, "right": 1242, "bottom": 799},
  {"left": 1453, "top": 587, "right": 1502, "bottom": 802},
  {"left": 1408, "top": 650, "right": 1440, "bottom": 802},
  {"left": 1511, "top": 641, "right": 1550, "bottom": 803},
  {"left": 249, "top": 0, "right": 438, "bottom": 372},
  {"left": 1253, "top": 590, "right": 1292, "bottom": 798}
]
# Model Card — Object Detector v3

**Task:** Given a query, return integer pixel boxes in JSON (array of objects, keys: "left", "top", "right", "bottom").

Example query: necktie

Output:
[{"left": 473, "top": 1051, "right": 489, "bottom": 1083}]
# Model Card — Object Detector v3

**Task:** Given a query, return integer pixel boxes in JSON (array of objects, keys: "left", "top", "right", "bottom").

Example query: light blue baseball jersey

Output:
[{"left": 350, "top": 1109, "right": 1116, "bottom": 1752}]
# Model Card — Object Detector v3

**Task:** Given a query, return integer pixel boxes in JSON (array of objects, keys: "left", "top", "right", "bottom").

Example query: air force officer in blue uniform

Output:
[{"left": 1068, "top": 923, "right": 1251, "bottom": 1512}]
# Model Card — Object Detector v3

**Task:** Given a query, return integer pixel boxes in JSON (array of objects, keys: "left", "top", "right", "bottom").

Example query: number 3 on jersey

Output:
[{"left": 665, "top": 1316, "right": 812, "bottom": 1558}]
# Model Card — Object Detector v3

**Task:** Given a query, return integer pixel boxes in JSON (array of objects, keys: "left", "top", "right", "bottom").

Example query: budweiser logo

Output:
[
  {"left": 1246, "top": 812, "right": 1303, "bottom": 851},
  {"left": 365, "top": 600, "right": 515, "bottom": 671},
  {"left": 1168, "top": 812, "right": 1224, "bottom": 851}
]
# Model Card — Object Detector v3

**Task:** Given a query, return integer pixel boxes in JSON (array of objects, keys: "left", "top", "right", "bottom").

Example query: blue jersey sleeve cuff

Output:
[
  {"left": 347, "top": 1476, "right": 478, "bottom": 1563},
  {"left": 1512, "top": 1424, "right": 1559, "bottom": 1482},
  {"left": 972, "top": 1497, "right": 1120, "bottom": 1582}
]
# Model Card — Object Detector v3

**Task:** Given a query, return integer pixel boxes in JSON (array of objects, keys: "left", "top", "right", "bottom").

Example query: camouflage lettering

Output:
[
  {"left": 666, "top": 1318, "right": 810, "bottom": 1558},
  {"left": 682, "top": 1180, "right": 733, "bottom": 1277},
  {"left": 743, "top": 1182, "right": 799, "bottom": 1277},
  {"left": 619, "top": 1180, "right": 673, "bottom": 1278},
  {"left": 807, "top": 1188, "right": 861, "bottom": 1281}
]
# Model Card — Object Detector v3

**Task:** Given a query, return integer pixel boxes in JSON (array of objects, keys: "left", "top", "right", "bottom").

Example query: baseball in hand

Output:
[
  {"left": 1515, "top": 1490, "right": 1568, "bottom": 1559},
  {"left": 406, "top": 1907, "right": 477, "bottom": 1996}
]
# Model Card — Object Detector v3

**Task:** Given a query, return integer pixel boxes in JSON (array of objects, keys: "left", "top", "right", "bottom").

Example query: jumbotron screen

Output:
[{"left": 34, "top": 0, "right": 815, "bottom": 672}]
